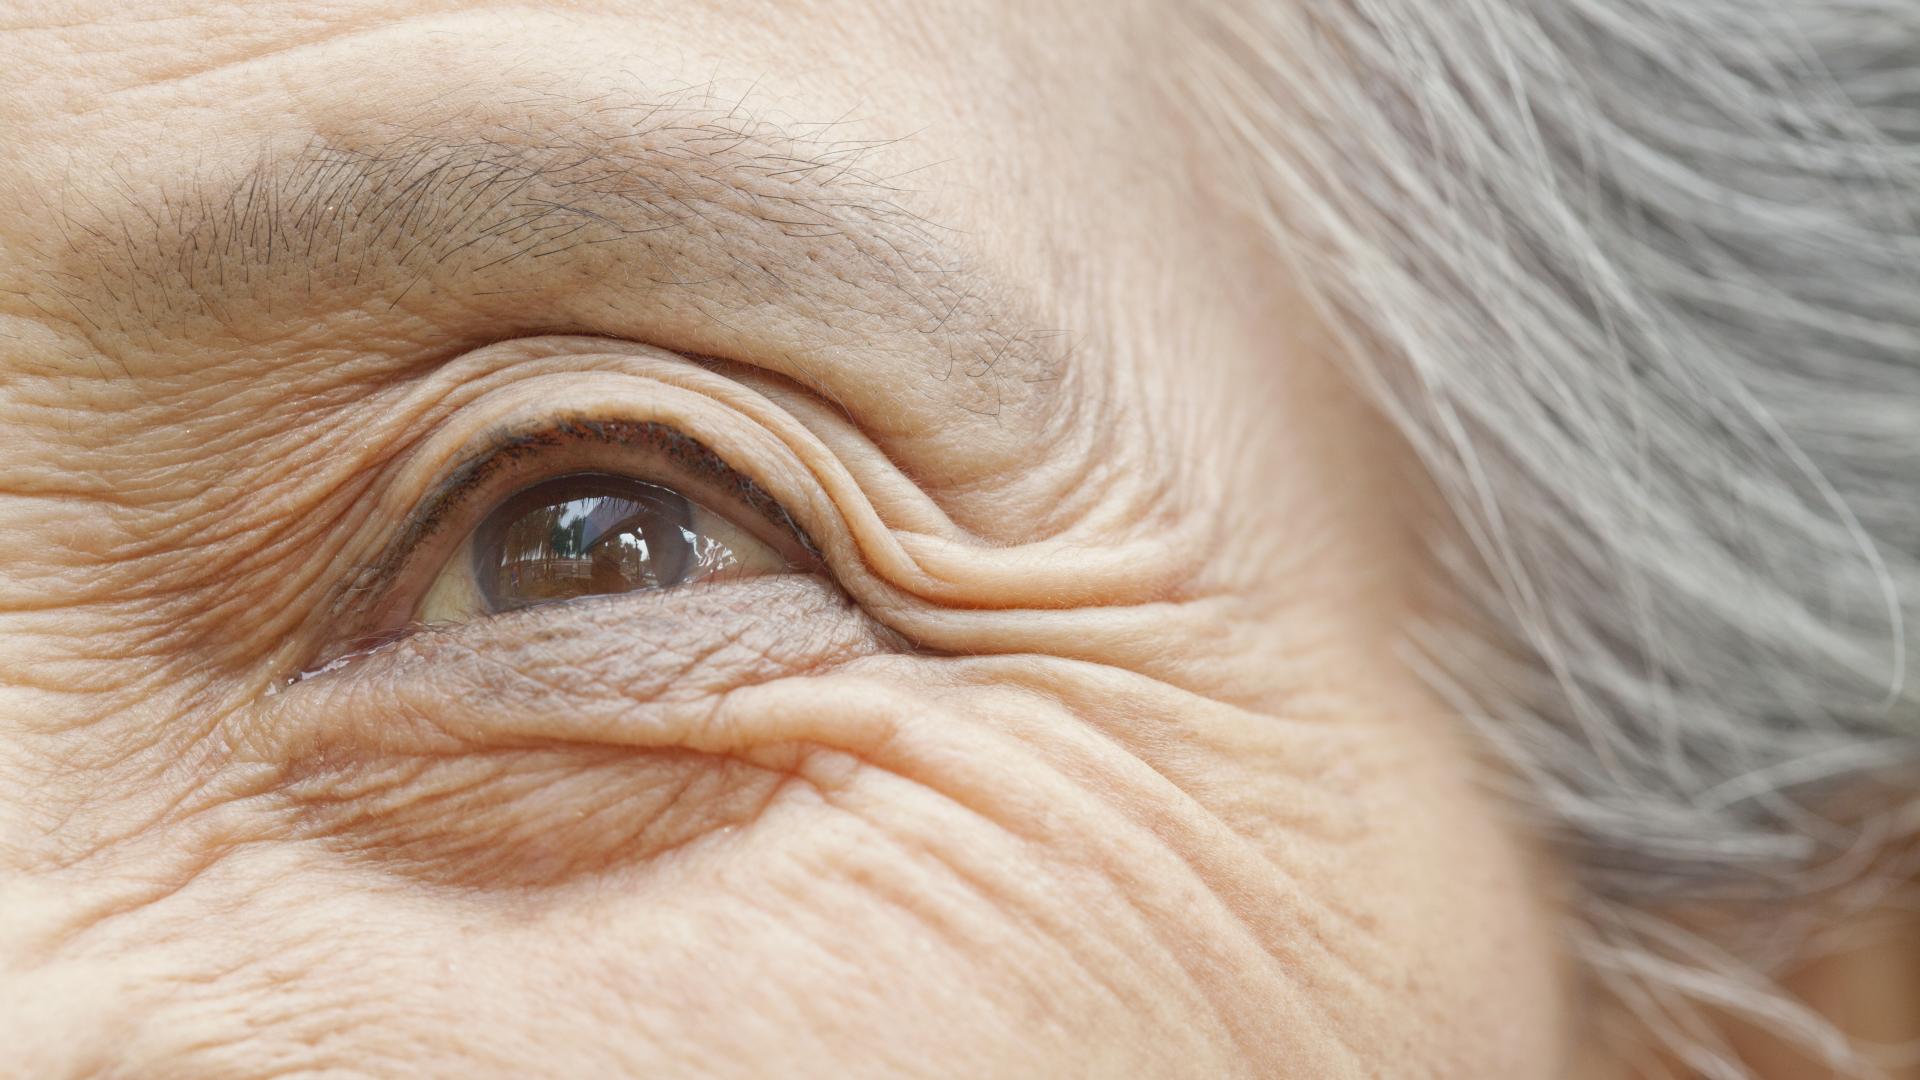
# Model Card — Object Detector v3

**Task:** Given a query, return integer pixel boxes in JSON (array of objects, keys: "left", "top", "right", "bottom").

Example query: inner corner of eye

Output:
[{"left": 414, "top": 472, "right": 793, "bottom": 625}]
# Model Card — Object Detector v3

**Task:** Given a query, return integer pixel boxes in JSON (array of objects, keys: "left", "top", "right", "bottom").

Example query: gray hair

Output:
[{"left": 1186, "top": 1, "right": 1920, "bottom": 1075}]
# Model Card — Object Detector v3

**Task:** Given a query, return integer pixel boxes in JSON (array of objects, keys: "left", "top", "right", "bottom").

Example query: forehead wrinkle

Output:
[{"left": 18, "top": 85, "right": 1071, "bottom": 422}]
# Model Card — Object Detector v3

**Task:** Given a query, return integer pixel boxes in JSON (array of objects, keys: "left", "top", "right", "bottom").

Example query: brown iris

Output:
[{"left": 472, "top": 473, "right": 701, "bottom": 612}]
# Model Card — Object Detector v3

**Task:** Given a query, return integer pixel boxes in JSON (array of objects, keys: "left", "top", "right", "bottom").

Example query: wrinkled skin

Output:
[{"left": 0, "top": 3, "right": 1573, "bottom": 1076}]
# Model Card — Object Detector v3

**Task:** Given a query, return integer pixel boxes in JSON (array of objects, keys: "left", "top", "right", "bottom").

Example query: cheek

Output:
[
  {"left": 908, "top": 656, "right": 1575, "bottom": 1077},
  {"left": 65, "top": 636, "right": 1566, "bottom": 1078}
]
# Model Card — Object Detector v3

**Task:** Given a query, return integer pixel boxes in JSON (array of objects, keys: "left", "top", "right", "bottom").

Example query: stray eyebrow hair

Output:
[{"left": 30, "top": 85, "right": 1070, "bottom": 413}]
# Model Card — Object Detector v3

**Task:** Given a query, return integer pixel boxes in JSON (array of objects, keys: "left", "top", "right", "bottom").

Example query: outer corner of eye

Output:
[{"left": 413, "top": 472, "right": 799, "bottom": 626}]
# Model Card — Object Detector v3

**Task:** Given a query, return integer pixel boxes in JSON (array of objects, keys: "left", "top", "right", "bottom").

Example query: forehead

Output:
[
  {"left": 0, "top": 0, "right": 1190, "bottom": 295},
  {"left": 0, "top": 0, "right": 1319, "bottom": 582},
  {"left": 0, "top": 1, "right": 1223, "bottom": 426}
]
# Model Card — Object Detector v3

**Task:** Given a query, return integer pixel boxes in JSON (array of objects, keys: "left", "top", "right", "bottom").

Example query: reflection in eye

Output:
[{"left": 417, "top": 472, "right": 793, "bottom": 624}]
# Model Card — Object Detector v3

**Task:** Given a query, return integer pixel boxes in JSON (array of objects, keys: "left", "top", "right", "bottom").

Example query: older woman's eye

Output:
[{"left": 416, "top": 471, "right": 794, "bottom": 624}]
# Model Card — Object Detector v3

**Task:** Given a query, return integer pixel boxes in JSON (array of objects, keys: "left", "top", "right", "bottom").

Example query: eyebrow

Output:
[{"left": 32, "top": 89, "right": 1069, "bottom": 417}]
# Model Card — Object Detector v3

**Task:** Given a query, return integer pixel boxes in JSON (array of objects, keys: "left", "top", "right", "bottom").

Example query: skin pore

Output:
[{"left": 0, "top": 2, "right": 1574, "bottom": 1076}]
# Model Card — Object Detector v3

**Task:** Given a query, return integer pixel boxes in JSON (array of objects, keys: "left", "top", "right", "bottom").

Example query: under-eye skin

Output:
[{"left": 418, "top": 470, "right": 794, "bottom": 623}]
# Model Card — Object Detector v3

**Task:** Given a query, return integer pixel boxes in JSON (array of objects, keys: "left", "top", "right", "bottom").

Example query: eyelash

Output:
[{"left": 332, "top": 417, "right": 816, "bottom": 649}]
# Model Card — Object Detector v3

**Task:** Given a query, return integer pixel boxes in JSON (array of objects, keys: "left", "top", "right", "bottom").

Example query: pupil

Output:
[{"left": 475, "top": 474, "right": 695, "bottom": 612}]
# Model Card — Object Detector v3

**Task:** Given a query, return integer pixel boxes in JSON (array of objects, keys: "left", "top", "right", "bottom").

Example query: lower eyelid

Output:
[{"left": 262, "top": 576, "right": 890, "bottom": 755}]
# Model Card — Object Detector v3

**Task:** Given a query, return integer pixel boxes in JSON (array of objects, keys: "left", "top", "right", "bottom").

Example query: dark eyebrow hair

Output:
[{"left": 30, "top": 87, "right": 1070, "bottom": 417}]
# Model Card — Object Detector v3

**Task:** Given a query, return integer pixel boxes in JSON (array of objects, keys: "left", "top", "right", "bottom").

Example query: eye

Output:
[{"left": 416, "top": 471, "right": 796, "bottom": 624}]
